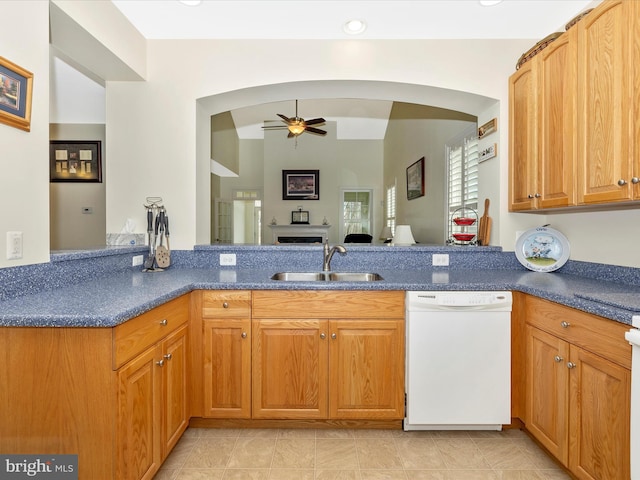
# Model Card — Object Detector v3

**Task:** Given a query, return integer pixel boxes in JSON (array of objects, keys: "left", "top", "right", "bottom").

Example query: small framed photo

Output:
[
  {"left": 291, "top": 210, "right": 310, "bottom": 224},
  {"left": 282, "top": 169, "right": 320, "bottom": 200},
  {"left": 406, "top": 157, "right": 425, "bottom": 200},
  {"left": 50, "top": 141, "right": 102, "bottom": 183},
  {"left": 0, "top": 56, "right": 33, "bottom": 132},
  {"left": 478, "top": 118, "right": 497, "bottom": 139}
]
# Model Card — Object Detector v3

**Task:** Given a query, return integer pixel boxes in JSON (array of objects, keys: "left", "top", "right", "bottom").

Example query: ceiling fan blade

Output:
[
  {"left": 305, "top": 127, "right": 327, "bottom": 135},
  {"left": 277, "top": 113, "right": 291, "bottom": 123},
  {"left": 304, "top": 117, "right": 325, "bottom": 126},
  {"left": 262, "top": 125, "right": 288, "bottom": 129}
]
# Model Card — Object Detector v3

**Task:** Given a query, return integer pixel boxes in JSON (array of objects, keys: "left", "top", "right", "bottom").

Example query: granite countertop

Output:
[{"left": 1, "top": 266, "right": 639, "bottom": 328}]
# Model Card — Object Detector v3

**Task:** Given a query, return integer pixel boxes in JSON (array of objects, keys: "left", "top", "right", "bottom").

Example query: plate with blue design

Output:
[{"left": 515, "top": 226, "right": 570, "bottom": 273}]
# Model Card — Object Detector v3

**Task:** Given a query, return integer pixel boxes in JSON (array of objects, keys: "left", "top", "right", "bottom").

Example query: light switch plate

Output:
[{"left": 6, "top": 231, "right": 23, "bottom": 260}]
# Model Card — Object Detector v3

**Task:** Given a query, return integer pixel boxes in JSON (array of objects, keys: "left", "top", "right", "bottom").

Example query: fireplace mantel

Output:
[{"left": 269, "top": 224, "right": 331, "bottom": 244}]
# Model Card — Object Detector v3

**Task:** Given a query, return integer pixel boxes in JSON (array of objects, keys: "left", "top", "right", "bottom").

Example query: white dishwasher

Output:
[{"left": 405, "top": 291, "right": 512, "bottom": 431}]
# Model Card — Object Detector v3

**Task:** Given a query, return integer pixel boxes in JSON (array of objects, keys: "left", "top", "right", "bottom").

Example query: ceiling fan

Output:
[{"left": 262, "top": 100, "right": 327, "bottom": 138}]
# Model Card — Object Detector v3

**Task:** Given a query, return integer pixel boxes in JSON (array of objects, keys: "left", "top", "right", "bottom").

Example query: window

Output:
[
  {"left": 342, "top": 189, "right": 372, "bottom": 238},
  {"left": 385, "top": 182, "right": 397, "bottom": 236},
  {"left": 447, "top": 130, "right": 479, "bottom": 238}
]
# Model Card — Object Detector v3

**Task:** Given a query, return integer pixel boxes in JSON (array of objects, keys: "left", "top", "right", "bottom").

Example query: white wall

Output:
[
  {"left": 0, "top": 1, "right": 50, "bottom": 268},
  {"left": 5, "top": 2, "right": 640, "bottom": 268},
  {"left": 49, "top": 123, "right": 106, "bottom": 250}
]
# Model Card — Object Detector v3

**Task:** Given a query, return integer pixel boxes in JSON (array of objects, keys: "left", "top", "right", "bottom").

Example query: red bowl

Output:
[
  {"left": 453, "top": 217, "right": 476, "bottom": 226},
  {"left": 452, "top": 233, "right": 476, "bottom": 242}
]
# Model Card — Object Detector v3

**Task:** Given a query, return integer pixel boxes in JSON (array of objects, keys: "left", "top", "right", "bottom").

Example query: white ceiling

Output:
[
  {"left": 53, "top": 0, "right": 598, "bottom": 139},
  {"left": 111, "top": 0, "right": 595, "bottom": 40}
]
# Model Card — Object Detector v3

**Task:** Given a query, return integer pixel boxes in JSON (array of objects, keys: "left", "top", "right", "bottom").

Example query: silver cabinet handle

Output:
[
  {"left": 159, "top": 319, "right": 168, "bottom": 326},
  {"left": 156, "top": 359, "right": 165, "bottom": 367},
  {"left": 223, "top": 302, "right": 229, "bottom": 308},
  {"left": 618, "top": 179, "right": 627, "bottom": 186},
  {"left": 554, "top": 355, "right": 563, "bottom": 363},
  {"left": 163, "top": 353, "right": 172, "bottom": 360},
  {"left": 560, "top": 321, "right": 570, "bottom": 328},
  {"left": 331, "top": 333, "right": 337, "bottom": 340},
  {"left": 632, "top": 177, "right": 640, "bottom": 184},
  {"left": 567, "top": 362, "right": 577, "bottom": 369},
  {"left": 534, "top": 193, "right": 541, "bottom": 198},
  {"left": 527, "top": 194, "right": 534, "bottom": 199},
  {"left": 320, "top": 333, "right": 326, "bottom": 339},
  {"left": 241, "top": 332, "right": 247, "bottom": 338}
]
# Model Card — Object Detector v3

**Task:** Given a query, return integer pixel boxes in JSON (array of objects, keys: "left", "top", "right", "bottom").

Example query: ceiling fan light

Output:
[
  {"left": 287, "top": 122, "right": 306, "bottom": 136},
  {"left": 343, "top": 19, "right": 367, "bottom": 35},
  {"left": 178, "top": 0, "right": 202, "bottom": 5},
  {"left": 479, "top": 0, "right": 503, "bottom": 6}
]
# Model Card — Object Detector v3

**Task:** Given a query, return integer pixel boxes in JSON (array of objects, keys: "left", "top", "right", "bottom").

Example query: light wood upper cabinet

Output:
[
  {"left": 509, "top": 28, "right": 577, "bottom": 211},
  {"left": 510, "top": 0, "right": 640, "bottom": 210},
  {"left": 577, "top": 0, "right": 636, "bottom": 204},
  {"left": 524, "top": 295, "right": 631, "bottom": 480},
  {"left": 509, "top": 58, "right": 538, "bottom": 211},
  {"left": 538, "top": 27, "right": 577, "bottom": 209}
]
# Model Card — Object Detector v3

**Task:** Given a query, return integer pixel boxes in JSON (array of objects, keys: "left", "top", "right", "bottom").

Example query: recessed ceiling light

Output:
[
  {"left": 178, "top": 0, "right": 202, "bottom": 6},
  {"left": 343, "top": 19, "right": 367, "bottom": 35},
  {"left": 479, "top": 0, "right": 504, "bottom": 6}
]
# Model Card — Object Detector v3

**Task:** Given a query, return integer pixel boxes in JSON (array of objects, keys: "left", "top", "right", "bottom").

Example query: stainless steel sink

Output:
[
  {"left": 270, "top": 272, "right": 383, "bottom": 282},
  {"left": 328, "top": 272, "right": 383, "bottom": 282},
  {"left": 270, "top": 272, "right": 328, "bottom": 281}
]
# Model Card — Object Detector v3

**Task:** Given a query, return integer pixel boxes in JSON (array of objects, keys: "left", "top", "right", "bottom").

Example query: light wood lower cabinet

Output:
[
  {"left": 252, "top": 291, "right": 405, "bottom": 420},
  {"left": 115, "top": 299, "right": 190, "bottom": 480},
  {"left": 524, "top": 295, "right": 631, "bottom": 480},
  {"left": 0, "top": 294, "right": 190, "bottom": 480},
  {"left": 201, "top": 291, "right": 252, "bottom": 418}
]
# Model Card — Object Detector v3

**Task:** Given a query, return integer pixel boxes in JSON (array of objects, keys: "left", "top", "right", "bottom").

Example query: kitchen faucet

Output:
[{"left": 323, "top": 239, "right": 347, "bottom": 271}]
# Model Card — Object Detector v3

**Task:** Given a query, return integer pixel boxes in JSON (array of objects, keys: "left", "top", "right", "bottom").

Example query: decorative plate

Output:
[{"left": 515, "top": 226, "right": 570, "bottom": 273}]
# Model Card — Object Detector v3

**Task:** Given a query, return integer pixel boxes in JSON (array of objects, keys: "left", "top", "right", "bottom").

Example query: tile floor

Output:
[{"left": 153, "top": 427, "right": 572, "bottom": 480}]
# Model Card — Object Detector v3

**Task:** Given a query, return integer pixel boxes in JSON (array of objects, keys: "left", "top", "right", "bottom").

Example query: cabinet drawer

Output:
[
  {"left": 252, "top": 290, "right": 404, "bottom": 319},
  {"left": 113, "top": 294, "right": 189, "bottom": 369},
  {"left": 525, "top": 296, "right": 631, "bottom": 368},
  {"left": 202, "top": 290, "right": 251, "bottom": 318}
]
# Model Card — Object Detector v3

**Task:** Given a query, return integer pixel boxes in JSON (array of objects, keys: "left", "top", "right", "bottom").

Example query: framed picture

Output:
[
  {"left": 406, "top": 157, "right": 425, "bottom": 200},
  {"left": 0, "top": 56, "right": 33, "bottom": 132},
  {"left": 291, "top": 210, "right": 310, "bottom": 224},
  {"left": 50, "top": 141, "right": 102, "bottom": 183},
  {"left": 478, "top": 118, "right": 497, "bottom": 139},
  {"left": 282, "top": 169, "right": 320, "bottom": 200}
]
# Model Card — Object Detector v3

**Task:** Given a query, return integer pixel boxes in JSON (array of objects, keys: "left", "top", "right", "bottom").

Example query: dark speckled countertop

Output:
[{"left": 0, "top": 245, "right": 639, "bottom": 328}]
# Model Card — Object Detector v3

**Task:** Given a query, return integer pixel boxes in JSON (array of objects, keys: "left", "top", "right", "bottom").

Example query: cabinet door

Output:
[
  {"left": 509, "top": 59, "right": 538, "bottom": 211},
  {"left": 568, "top": 345, "right": 630, "bottom": 480},
  {"left": 537, "top": 28, "right": 577, "bottom": 209},
  {"left": 329, "top": 320, "right": 404, "bottom": 419},
  {"left": 252, "top": 319, "right": 329, "bottom": 419},
  {"left": 577, "top": 0, "right": 633, "bottom": 204},
  {"left": 526, "top": 326, "right": 569, "bottom": 465},
  {"left": 203, "top": 318, "right": 251, "bottom": 418},
  {"left": 117, "top": 345, "right": 162, "bottom": 480},
  {"left": 162, "top": 324, "right": 189, "bottom": 457}
]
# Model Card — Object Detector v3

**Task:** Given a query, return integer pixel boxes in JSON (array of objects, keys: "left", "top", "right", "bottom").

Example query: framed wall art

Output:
[
  {"left": 0, "top": 56, "right": 33, "bottom": 132},
  {"left": 478, "top": 118, "right": 497, "bottom": 139},
  {"left": 50, "top": 140, "right": 102, "bottom": 183},
  {"left": 282, "top": 169, "right": 320, "bottom": 200},
  {"left": 406, "top": 157, "right": 425, "bottom": 200}
]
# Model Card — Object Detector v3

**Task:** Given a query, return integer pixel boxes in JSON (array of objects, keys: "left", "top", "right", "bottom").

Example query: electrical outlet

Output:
[
  {"left": 220, "top": 253, "right": 237, "bottom": 266},
  {"left": 432, "top": 253, "right": 449, "bottom": 266},
  {"left": 132, "top": 255, "right": 144, "bottom": 267},
  {"left": 6, "top": 231, "right": 23, "bottom": 260}
]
